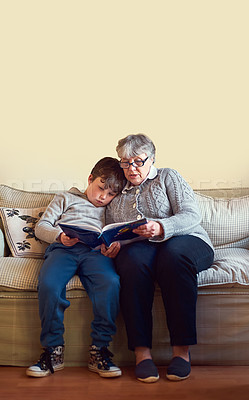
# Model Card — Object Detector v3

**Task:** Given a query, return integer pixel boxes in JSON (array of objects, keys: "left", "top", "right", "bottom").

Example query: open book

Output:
[{"left": 58, "top": 218, "right": 147, "bottom": 248}]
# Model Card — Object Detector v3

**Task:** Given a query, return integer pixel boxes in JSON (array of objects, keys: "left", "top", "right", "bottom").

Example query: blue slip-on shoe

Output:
[
  {"left": 166, "top": 354, "right": 191, "bottom": 381},
  {"left": 135, "top": 359, "right": 159, "bottom": 383}
]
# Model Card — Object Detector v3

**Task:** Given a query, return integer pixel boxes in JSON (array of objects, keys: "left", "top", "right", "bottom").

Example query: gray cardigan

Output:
[{"left": 106, "top": 166, "right": 213, "bottom": 249}]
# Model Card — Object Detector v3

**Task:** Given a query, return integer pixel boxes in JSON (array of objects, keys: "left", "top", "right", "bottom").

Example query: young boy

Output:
[{"left": 26, "top": 157, "right": 125, "bottom": 378}]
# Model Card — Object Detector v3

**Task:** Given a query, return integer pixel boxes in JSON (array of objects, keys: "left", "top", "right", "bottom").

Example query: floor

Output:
[{"left": 1, "top": 366, "right": 249, "bottom": 400}]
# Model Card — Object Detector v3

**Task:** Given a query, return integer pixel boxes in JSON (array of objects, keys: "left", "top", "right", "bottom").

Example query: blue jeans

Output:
[
  {"left": 38, "top": 242, "right": 120, "bottom": 348},
  {"left": 115, "top": 235, "right": 214, "bottom": 350}
]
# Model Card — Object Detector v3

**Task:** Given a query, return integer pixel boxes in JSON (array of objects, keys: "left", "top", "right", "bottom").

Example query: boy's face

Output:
[{"left": 85, "top": 176, "right": 117, "bottom": 207}]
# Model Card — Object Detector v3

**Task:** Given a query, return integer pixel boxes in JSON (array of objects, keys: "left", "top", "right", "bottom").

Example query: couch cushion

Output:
[
  {"left": 0, "top": 207, "right": 48, "bottom": 258},
  {"left": 198, "top": 248, "right": 249, "bottom": 288},
  {"left": 0, "top": 257, "right": 84, "bottom": 291},
  {"left": 195, "top": 193, "right": 249, "bottom": 249},
  {"left": 0, "top": 184, "right": 55, "bottom": 208},
  {"left": 1, "top": 249, "right": 249, "bottom": 292}
]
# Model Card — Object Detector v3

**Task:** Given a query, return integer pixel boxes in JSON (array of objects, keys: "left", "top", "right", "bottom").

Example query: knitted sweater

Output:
[
  {"left": 35, "top": 187, "right": 105, "bottom": 244},
  {"left": 106, "top": 166, "right": 213, "bottom": 249}
]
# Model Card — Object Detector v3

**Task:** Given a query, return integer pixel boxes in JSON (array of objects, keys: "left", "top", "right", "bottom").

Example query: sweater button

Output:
[
  {"left": 137, "top": 215, "right": 142, "bottom": 220},
  {"left": 133, "top": 203, "right": 136, "bottom": 208},
  {"left": 136, "top": 189, "right": 140, "bottom": 194}
]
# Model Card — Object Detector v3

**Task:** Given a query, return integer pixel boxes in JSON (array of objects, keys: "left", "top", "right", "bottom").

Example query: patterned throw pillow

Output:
[
  {"left": 195, "top": 193, "right": 249, "bottom": 249},
  {"left": 0, "top": 207, "right": 48, "bottom": 258}
]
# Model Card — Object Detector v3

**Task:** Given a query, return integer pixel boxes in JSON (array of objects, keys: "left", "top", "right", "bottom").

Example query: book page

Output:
[
  {"left": 102, "top": 218, "right": 147, "bottom": 233},
  {"left": 101, "top": 218, "right": 148, "bottom": 247}
]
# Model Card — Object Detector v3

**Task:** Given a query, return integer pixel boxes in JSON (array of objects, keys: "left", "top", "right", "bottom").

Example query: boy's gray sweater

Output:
[
  {"left": 35, "top": 187, "right": 105, "bottom": 244},
  {"left": 106, "top": 166, "right": 213, "bottom": 250}
]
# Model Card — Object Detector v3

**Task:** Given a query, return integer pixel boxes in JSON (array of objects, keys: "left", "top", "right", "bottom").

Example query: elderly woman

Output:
[{"left": 102, "top": 134, "right": 214, "bottom": 383}]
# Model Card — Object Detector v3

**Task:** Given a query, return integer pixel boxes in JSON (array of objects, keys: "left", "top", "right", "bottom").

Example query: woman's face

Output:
[{"left": 120, "top": 153, "right": 154, "bottom": 186}]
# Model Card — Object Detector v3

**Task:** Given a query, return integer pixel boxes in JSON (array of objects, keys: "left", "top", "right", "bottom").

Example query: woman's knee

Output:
[
  {"left": 156, "top": 241, "right": 195, "bottom": 277},
  {"left": 116, "top": 243, "right": 155, "bottom": 277},
  {"left": 116, "top": 245, "right": 140, "bottom": 265}
]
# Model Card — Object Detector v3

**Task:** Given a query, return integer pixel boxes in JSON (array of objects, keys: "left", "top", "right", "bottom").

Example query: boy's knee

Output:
[
  {"left": 103, "top": 273, "right": 120, "bottom": 290},
  {"left": 38, "top": 278, "right": 60, "bottom": 298}
]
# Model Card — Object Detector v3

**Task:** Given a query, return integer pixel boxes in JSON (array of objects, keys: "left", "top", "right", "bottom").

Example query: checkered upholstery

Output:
[
  {"left": 0, "top": 184, "right": 55, "bottom": 208},
  {"left": 198, "top": 248, "right": 249, "bottom": 287},
  {"left": 1, "top": 184, "right": 249, "bottom": 291},
  {"left": 0, "top": 257, "right": 83, "bottom": 291},
  {"left": 195, "top": 193, "right": 249, "bottom": 249}
]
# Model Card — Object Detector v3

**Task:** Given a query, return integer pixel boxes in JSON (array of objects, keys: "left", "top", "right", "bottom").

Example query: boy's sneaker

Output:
[
  {"left": 26, "top": 345, "right": 64, "bottom": 378},
  {"left": 88, "top": 345, "right": 122, "bottom": 378}
]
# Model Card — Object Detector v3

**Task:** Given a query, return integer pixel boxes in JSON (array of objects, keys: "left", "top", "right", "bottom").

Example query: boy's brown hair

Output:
[{"left": 90, "top": 157, "right": 125, "bottom": 193}]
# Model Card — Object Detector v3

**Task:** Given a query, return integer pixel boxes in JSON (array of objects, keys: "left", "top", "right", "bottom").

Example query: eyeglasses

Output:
[{"left": 119, "top": 157, "right": 149, "bottom": 169}]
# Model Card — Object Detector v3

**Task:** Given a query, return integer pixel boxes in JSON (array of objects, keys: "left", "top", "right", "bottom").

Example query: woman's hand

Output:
[
  {"left": 133, "top": 221, "right": 163, "bottom": 238},
  {"left": 59, "top": 232, "right": 79, "bottom": 247},
  {"left": 101, "top": 241, "right": 121, "bottom": 258}
]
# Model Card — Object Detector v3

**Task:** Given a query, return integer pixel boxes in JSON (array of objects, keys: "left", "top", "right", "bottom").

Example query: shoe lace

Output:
[
  {"left": 39, "top": 348, "right": 54, "bottom": 374},
  {"left": 99, "top": 347, "right": 115, "bottom": 369}
]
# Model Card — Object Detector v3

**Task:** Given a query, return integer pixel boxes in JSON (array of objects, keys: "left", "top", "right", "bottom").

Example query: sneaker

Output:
[
  {"left": 166, "top": 354, "right": 191, "bottom": 381},
  {"left": 26, "top": 345, "right": 65, "bottom": 378},
  {"left": 135, "top": 359, "right": 159, "bottom": 383},
  {"left": 88, "top": 345, "right": 122, "bottom": 378}
]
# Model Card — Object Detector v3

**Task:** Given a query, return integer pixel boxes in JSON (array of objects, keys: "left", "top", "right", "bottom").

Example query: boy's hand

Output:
[
  {"left": 101, "top": 242, "right": 121, "bottom": 258},
  {"left": 59, "top": 232, "right": 79, "bottom": 246}
]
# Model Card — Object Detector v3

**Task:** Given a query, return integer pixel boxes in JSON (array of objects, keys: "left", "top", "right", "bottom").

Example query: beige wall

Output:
[{"left": 1, "top": 1, "right": 248, "bottom": 191}]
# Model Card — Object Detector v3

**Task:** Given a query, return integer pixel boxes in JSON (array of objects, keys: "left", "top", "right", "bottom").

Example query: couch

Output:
[{"left": 0, "top": 184, "right": 249, "bottom": 367}]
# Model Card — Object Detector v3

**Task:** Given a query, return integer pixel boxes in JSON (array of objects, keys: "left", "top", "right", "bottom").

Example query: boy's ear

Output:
[{"left": 88, "top": 174, "right": 94, "bottom": 185}]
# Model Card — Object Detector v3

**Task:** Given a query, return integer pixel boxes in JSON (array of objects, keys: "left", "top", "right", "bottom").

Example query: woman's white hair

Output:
[{"left": 116, "top": 133, "right": 156, "bottom": 160}]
